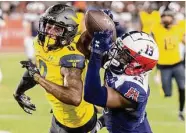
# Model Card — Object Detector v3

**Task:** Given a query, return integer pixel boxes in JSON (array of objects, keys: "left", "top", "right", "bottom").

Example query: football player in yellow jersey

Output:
[
  {"left": 13, "top": 4, "right": 97, "bottom": 133},
  {"left": 139, "top": 2, "right": 161, "bottom": 34},
  {"left": 151, "top": 8, "right": 185, "bottom": 121}
]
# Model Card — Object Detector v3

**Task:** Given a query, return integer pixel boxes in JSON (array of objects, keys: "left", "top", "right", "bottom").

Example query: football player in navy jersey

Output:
[{"left": 84, "top": 30, "right": 159, "bottom": 133}]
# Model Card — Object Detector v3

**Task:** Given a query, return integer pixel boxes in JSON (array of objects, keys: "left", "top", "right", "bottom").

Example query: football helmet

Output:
[
  {"left": 160, "top": 7, "right": 175, "bottom": 28},
  {"left": 103, "top": 31, "right": 159, "bottom": 76},
  {"left": 38, "top": 4, "right": 79, "bottom": 51}
]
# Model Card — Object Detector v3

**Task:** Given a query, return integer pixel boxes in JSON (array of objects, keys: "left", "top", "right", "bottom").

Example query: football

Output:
[{"left": 85, "top": 10, "right": 117, "bottom": 41}]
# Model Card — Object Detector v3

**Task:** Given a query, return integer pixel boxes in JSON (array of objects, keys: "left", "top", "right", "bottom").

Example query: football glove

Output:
[
  {"left": 91, "top": 30, "right": 113, "bottom": 56},
  {"left": 102, "top": 9, "right": 113, "bottom": 20},
  {"left": 20, "top": 61, "right": 40, "bottom": 78},
  {"left": 101, "top": 9, "right": 119, "bottom": 26},
  {"left": 13, "top": 93, "right": 36, "bottom": 114}
]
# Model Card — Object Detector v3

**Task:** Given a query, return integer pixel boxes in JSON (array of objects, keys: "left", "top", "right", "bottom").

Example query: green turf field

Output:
[{"left": 0, "top": 53, "right": 185, "bottom": 133}]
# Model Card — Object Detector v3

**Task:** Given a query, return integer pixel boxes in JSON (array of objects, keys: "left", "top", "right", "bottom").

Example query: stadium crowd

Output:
[
  {"left": 0, "top": 1, "right": 185, "bottom": 37},
  {"left": 0, "top": 1, "right": 185, "bottom": 55}
]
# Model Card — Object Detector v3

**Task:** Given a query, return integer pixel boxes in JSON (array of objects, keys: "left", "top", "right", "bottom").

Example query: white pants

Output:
[{"left": 24, "top": 36, "right": 35, "bottom": 60}]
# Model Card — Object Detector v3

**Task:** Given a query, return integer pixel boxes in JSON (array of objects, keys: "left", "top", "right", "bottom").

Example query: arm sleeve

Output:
[
  {"left": 84, "top": 53, "right": 108, "bottom": 107},
  {"left": 15, "top": 70, "right": 37, "bottom": 95}
]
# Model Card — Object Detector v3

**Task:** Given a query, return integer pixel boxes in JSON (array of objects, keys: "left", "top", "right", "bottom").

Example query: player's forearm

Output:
[
  {"left": 34, "top": 74, "right": 82, "bottom": 106},
  {"left": 15, "top": 70, "right": 36, "bottom": 95},
  {"left": 84, "top": 53, "right": 108, "bottom": 107}
]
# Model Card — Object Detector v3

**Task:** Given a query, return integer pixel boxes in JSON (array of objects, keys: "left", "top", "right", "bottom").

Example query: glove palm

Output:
[
  {"left": 91, "top": 30, "right": 113, "bottom": 56},
  {"left": 13, "top": 93, "right": 36, "bottom": 114}
]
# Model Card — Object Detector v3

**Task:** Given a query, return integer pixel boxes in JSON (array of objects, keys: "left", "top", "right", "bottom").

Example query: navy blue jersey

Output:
[{"left": 104, "top": 70, "right": 152, "bottom": 133}]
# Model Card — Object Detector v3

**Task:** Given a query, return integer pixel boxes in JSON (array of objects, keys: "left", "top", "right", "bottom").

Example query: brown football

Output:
[{"left": 85, "top": 10, "right": 117, "bottom": 41}]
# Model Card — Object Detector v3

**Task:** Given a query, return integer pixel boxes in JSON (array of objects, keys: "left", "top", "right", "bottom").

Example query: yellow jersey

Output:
[
  {"left": 139, "top": 11, "right": 161, "bottom": 34},
  {"left": 33, "top": 36, "right": 94, "bottom": 128},
  {"left": 177, "top": 19, "right": 186, "bottom": 35},
  {"left": 152, "top": 23, "right": 184, "bottom": 65}
]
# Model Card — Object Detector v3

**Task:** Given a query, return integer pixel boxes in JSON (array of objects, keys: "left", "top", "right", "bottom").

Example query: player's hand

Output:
[
  {"left": 20, "top": 61, "right": 40, "bottom": 78},
  {"left": 101, "top": 9, "right": 119, "bottom": 27},
  {"left": 102, "top": 9, "right": 113, "bottom": 20},
  {"left": 13, "top": 93, "right": 36, "bottom": 114},
  {"left": 91, "top": 30, "right": 113, "bottom": 55}
]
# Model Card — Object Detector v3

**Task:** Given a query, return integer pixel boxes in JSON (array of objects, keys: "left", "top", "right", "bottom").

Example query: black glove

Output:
[
  {"left": 13, "top": 93, "right": 36, "bottom": 114},
  {"left": 20, "top": 61, "right": 40, "bottom": 78}
]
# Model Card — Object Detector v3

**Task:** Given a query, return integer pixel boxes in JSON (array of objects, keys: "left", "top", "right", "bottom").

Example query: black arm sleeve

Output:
[{"left": 14, "top": 70, "right": 37, "bottom": 95}]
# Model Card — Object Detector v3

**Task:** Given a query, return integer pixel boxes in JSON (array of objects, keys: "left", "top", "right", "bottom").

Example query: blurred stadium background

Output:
[{"left": 0, "top": 1, "right": 185, "bottom": 133}]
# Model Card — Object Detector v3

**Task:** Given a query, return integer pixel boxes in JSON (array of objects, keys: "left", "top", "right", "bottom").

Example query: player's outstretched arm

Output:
[
  {"left": 84, "top": 30, "right": 136, "bottom": 109},
  {"left": 20, "top": 57, "right": 84, "bottom": 106},
  {"left": 84, "top": 51, "right": 134, "bottom": 109},
  {"left": 34, "top": 67, "right": 83, "bottom": 106}
]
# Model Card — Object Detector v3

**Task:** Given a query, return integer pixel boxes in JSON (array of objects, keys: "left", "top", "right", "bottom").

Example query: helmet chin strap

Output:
[
  {"left": 111, "top": 58, "right": 121, "bottom": 67},
  {"left": 103, "top": 58, "right": 125, "bottom": 75},
  {"left": 102, "top": 60, "right": 110, "bottom": 69},
  {"left": 102, "top": 43, "right": 126, "bottom": 74},
  {"left": 110, "top": 63, "right": 125, "bottom": 75},
  {"left": 42, "top": 35, "right": 70, "bottom": 52},
  {"left": 102, "top": 54, "right": 120, "bottom": 69}
]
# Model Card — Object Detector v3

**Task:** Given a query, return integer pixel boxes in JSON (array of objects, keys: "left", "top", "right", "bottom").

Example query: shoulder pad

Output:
[
  {"left": 60, "top": 54, "right": 85, "bottom": 69},
  {"left": 117, "top": 81, "right": 148, "bottom": 103}
]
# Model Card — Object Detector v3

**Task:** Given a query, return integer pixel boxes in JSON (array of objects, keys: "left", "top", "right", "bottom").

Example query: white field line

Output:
[
  {"left": 0, "top": 131, "right": 11, "bottom": 133},
  {"left": 0, "top": 114, "right": 28, "bottom": 119}
]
